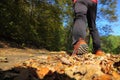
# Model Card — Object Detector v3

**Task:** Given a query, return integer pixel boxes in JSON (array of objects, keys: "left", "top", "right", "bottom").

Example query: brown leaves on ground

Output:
[
  {"left": 36, "top": 67, "right": 50, "bottom": 79},
  {"left": 0, "top": 51, "right": 120, "bottom": 80},
  {"left": 93, "top": 74, "right": 112, "bottom": 80}
]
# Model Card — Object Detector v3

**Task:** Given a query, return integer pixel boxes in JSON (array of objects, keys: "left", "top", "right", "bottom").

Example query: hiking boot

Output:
[
  {"left": 72, "top": 38, "right": 89, "bottom": 56},
  {"left": 94, "top": 50, "right": 105, "bottom": 56}
]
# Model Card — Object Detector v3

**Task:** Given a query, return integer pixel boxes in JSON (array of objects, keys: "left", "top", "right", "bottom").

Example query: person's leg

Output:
[
  {"left": 72, "top": 0, "right": 87, "bottom": 45},
  {"left": 87, "top": 1, "right": 101, "bottom": 53},
  {"left": 72, "top": 0, "right": 88, "bottom": 55}
]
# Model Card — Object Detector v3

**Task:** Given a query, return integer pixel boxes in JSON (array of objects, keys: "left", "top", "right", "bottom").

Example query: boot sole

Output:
[{"left": 77, "top": 44, "right": 89, "bottom": 55}]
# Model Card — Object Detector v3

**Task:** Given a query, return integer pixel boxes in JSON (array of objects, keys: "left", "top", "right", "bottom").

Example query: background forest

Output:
[{"left": 0, "top": 0, "right": 120, "bottom": 54}]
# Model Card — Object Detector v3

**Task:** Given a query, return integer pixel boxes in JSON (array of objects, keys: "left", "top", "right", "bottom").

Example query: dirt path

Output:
[
  {"left": 0, "top": 48, "right": 50, "bottom": 70},
  {"left": 0, "top": 48, "right": 120, "bottom": 80}
]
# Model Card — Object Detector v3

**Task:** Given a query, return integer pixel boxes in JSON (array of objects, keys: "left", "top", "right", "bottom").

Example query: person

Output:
[{"left": 72, "top": 0, "right": 104, "bottom": 56}]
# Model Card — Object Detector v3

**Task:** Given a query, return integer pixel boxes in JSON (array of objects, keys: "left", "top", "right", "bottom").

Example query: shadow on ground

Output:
[{"left": 0, "top": 67, "right": 75, "bottom": 80}]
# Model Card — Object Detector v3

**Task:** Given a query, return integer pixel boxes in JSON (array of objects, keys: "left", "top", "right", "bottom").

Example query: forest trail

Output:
[{"left": 0, "top": 43, "right": 120, "bottom": 80}]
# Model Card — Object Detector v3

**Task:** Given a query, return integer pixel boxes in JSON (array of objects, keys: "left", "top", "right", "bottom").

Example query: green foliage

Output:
[
  {"left": 0, "top": 0, "right": 65, "bottom": 50},
  {"left": 101, "top": 35, "right": 120, "bottom": 54}
]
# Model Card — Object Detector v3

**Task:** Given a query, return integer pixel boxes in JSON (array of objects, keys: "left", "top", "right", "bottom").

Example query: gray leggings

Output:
[{"left": 72, "top": 0, "right": 101, "bottom": 52}]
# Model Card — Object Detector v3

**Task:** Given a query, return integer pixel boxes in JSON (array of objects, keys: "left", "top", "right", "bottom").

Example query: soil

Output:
[{"left": 0, "top": 48, "right": 49, "bottom": 70}]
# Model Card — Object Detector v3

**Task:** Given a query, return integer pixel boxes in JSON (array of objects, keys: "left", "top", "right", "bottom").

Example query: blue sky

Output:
[
  {"left": 97, "top": 0, "right": 120, "bottom": 36},
  {"left": 111, "top": 0, "right": 120, "bottom": 35}
]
